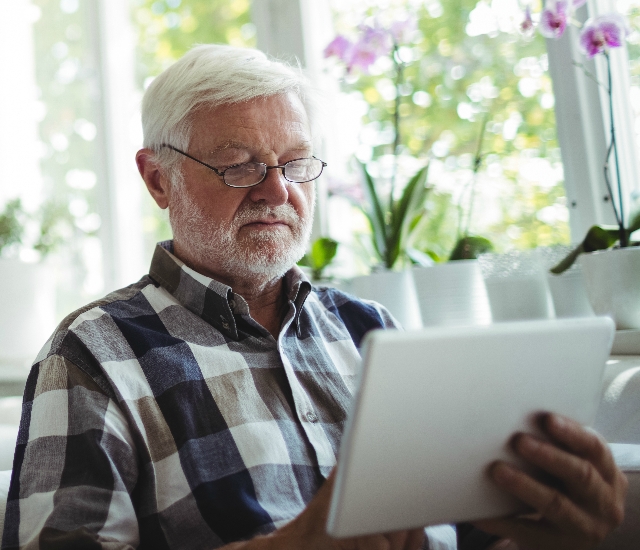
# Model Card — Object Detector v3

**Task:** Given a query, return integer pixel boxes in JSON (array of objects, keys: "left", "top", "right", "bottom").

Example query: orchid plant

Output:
[
  {"left": 522, "top": 1, "right": 635, "bottom": 273},
  {"left": 324, "top": 20, "right": 430, "bottom": 271}
]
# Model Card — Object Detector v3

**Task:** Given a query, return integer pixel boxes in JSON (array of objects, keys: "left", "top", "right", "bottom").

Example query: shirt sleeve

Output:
[{"left": 1, "top": 354, "right": 140, "bottom": 550}]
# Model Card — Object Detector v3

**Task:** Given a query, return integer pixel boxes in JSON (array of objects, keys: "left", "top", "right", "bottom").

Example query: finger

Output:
[
  {"left": 512, "top": 433, "right": 609, "bottom": 505},
  {"left": 488, "top": 461, "right": 600, "bottom": 536},
  {"left": 541, "top": 414, "right": 618, "bottom": 484}
]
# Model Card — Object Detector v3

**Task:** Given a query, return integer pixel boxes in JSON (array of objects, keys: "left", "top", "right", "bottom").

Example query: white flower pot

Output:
[
  {"left": 0, "top": 259, "right": 56, "bottom": 367},
  {"left": 350, "top": 270, "right": 422, "bottom": 330},
  {"left": 483, "top": 275, "right": 554, "bottom": 322},
  {"left": 579, "top": 247, "right": 640, "bottom": 329},
  {"left": 412, "top": 261, "right": 491, "bottom": 327},
  {"left": 478, "top": 250, "right": 554, "bottom": 323},
  {"left": 546, "top": 270, "right": 594, "bottom": 318}
]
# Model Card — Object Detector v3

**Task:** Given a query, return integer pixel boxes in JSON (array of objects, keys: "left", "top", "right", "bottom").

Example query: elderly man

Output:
[{"left": 1, "top": 44, "right": 627, "bottom": 550}]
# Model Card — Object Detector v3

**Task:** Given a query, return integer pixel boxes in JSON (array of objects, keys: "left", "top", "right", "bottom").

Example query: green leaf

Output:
[
  {"left": 297, "top": 255, "right": 311, "bottom": 268},
  {"left": 359, "top": 162, "right": 387, "bottom": 261},
  {"left": 386, "top": 164, "right": 430, "bottom": 269},
  {"left": 0, "top": 199, "right": 24, "bottom": 253},
  {"left": 406, "top": 247, "right": 436, "bottom": 266},
  {"left": 448, "top": 235, "right": 494, "bottom": 261},
  {"left": 583, "top": 225, "right": 619, "bottom": 252},
  {"left": 33, "top": 200, "right": 74, "bottom": 257},
  {"left": 550, "top": 225, "right": 619, "bottom": 274},
  {"left": 298, "top": 237, "right": 339, "bottom": 280},
  {"left": 362, "top": 211, "right": 383, "bottom": 260},
  {"left": 310, "top": 237, "right": 338, "bottom": 272}
]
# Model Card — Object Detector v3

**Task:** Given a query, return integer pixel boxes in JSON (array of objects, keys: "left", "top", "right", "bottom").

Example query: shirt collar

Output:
[{"left": 148, "top": 240, "right": 312, "bottom": 340}]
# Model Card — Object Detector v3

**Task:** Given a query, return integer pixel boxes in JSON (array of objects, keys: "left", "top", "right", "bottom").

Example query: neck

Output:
[
  {"left": 236, "top": 278, "right": 288, "bottom": 338},
  {"left": 172, "top": 241, "right": 289, "bottom": 338}
]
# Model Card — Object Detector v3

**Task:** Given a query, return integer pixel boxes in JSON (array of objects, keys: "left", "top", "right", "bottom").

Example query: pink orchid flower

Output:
[
  {"left": 389, "top": 18, "right": 417, "bottom": 45},
  {"left": 579, "top": 13, "right": 629, "bottom": 57},
  {"left": 324, "top": 35, "right": 353, "bottom": 63},
  {"left": 521, "top": 5, "right": 535, "bottom": 35},
  {"left": 539, "top": 1, "right": 568, "bottom": 39},
  {"left": 347, "top": 25, "right": 392, "bottom": 73}
]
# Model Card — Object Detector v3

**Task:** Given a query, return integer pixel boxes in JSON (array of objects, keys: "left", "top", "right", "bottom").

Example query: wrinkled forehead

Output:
[{"left": 187, "top": 93, "right": 313, "bottom": 153}]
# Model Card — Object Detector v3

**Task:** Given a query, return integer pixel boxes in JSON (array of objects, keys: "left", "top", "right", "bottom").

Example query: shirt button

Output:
[{"left": 306, "top": 411, "right": 318, "bottom": 423}]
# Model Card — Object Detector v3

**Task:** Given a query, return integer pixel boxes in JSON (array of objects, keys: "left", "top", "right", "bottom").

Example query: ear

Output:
[{"left": 136, "top": 148, "right": 171, "bottom": 209}]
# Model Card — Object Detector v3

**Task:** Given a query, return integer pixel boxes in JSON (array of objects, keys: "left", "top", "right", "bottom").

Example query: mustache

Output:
[{"left": 232, "top": 203, "right": 300, "bottom": 226}]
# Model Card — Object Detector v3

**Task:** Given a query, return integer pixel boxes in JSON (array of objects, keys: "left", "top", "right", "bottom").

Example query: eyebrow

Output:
[{"left": 205, "top": 140, "right": 313, "bottom": 156}]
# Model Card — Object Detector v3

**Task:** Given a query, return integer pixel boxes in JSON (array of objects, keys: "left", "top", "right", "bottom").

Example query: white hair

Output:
[{"left": 141, "top": 44, "right": 321, "bottom": 180}]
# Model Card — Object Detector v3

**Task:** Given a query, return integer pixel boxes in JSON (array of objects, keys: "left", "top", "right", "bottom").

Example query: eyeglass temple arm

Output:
[
  {"left": 162, "top": 145, "right": 326, "bottom": 175},
  {"left": 161, "top": 144, "right": 225, "bottom": 177}
]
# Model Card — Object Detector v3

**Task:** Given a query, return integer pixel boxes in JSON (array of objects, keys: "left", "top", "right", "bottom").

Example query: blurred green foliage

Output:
[
  {"left": 299, "top": 237, "right": 340, "bottom": 280},
  {"left": 131, "top": 0, "right": 254, "bottom": 249},
  {"left": 0, "top": 200, "right": 24, "bottom": 253},
  {"left": 32, "top": 0, "right": 101, "bottom": 243},
  {"left": 132, "top": 0, "right": 255, "bottom": 87},
  {"left": 360, "top": 162, "right": 430, "bottom": 268},
  {"left": 329, "top": 0, "right": 572, "bottom": 257},
  {"left": 0, "top": 198, "right": 74, "bottom": 258}
]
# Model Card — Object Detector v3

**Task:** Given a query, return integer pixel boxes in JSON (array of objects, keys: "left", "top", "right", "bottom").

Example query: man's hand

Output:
[
  {"left": 268, "top": 469, "right": 425, "bottom": 550},
  {"left": 473, "top": 413, "right": 628, "bottom": 549}
]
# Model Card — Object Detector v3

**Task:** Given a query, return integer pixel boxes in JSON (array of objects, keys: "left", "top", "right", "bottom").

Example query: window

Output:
[
  {"left": 0, "top": 0, "right": 254, "bottom": 322},
  {"left": 131, "top": 0, "right": 255, "bottom": 257},
  {"left": 323, "top": 0, "right": 570, "bottom": 274}
]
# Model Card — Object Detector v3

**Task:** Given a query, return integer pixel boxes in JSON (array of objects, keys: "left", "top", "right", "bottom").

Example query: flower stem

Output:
[
  {"left": 388, "top": 44, "right": 403, "bottom": 216},
  {"left": 463, "top": 113, "right": 489, "bottom": 238},
  {"left": 604, "top": 52, "right": 627, "bottom": 247}
]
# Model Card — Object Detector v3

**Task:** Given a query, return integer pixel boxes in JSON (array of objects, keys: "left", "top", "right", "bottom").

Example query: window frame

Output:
[
  {"left": 91, "top": 0, "right": 146, "bottom": 292},
  {"left": 547, "top": 0, "right": 640, "bottom": 240}
]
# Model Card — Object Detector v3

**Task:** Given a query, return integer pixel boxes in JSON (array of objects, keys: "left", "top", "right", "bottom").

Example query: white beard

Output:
[{"left": 169, "top": 185, "right": 314, "bottom": 289}]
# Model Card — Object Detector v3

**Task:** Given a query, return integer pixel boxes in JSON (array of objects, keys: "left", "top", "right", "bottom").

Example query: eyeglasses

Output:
[{"left": 162, "top": 145, "right": 327, "bottom": 188}]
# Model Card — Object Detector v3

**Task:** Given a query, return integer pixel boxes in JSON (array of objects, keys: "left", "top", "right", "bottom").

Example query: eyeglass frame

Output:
[{"left": 161, "top": 144, "right": 327, "bottom": 188}]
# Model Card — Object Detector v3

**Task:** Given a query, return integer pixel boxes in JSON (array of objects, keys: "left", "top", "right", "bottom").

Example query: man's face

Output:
[{"left": 168, "top": 93, "right": 315, "bottom": 286}]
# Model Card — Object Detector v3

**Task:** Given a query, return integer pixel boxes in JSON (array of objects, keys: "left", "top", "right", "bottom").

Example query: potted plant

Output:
[
  {"left": 528, "top": 2, "right": 639, "bottom": 328},
  {"left": 324, "top": 19, "right": 429, "bottom": 328},
  {"left": 0, "top": 198, "right": 71, "bottom": 370},
  {"left": 411, "top": 118, "right": 494, "bottom": 327}
]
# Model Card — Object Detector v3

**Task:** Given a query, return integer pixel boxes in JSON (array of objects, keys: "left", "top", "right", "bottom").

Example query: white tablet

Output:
[{"left": 326, "top": 317, "right": 615, "bottom": 538}]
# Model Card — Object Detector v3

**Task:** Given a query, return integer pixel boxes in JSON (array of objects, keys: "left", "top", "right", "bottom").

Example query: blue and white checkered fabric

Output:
[{"left": 2, "top": 241, "right": 403, "bottom": 549}]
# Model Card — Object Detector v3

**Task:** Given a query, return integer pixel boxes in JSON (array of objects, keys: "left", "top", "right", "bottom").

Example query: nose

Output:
[{"left": 247, "top": 164, "right": 289, "bottom": 206}]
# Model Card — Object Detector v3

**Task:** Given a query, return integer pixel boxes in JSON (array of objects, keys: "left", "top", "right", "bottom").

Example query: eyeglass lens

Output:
[{"left": 224, "top": 158, "right": 324, "bottom": 187}]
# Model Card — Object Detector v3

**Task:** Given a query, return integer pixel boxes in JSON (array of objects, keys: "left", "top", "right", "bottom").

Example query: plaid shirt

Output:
[{"left": 1, "top": 241, "right": 457, "bottom": 549}]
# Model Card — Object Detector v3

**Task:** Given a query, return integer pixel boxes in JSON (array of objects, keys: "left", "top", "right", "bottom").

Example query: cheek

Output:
[
  {"left": 297, "top": 184, "right": 316, "bottom": 215},
  {"left": 211, "top": 191, "right": 252, "bottom": 222}
]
